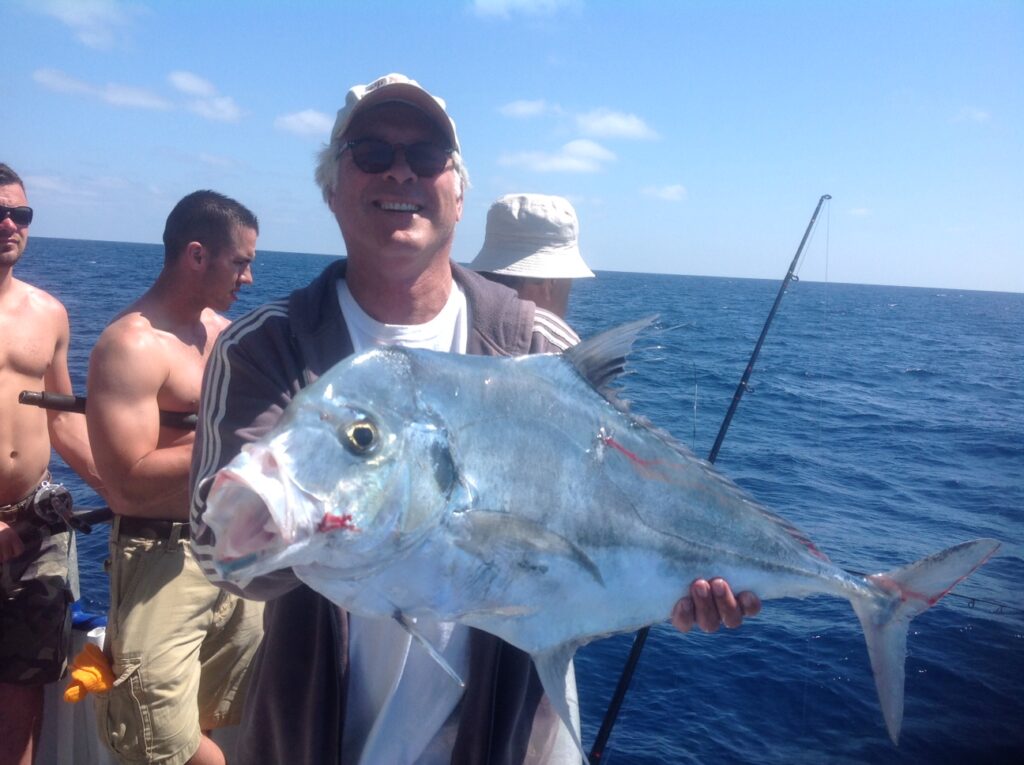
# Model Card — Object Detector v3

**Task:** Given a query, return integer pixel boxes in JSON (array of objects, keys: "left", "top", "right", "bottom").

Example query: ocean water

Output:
[{"left": 17, "top": 237, "right": 1024, "bottom": 764}]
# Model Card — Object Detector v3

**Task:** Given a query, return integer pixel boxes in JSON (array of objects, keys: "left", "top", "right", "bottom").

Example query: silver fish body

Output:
[{"left": 203, "top": 318, "right": 999, "bottom": 752}]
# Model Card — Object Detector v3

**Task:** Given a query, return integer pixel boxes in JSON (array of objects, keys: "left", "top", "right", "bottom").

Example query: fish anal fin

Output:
[
  {"left": 533, "top": 643, "right": 587, "bottom": 763},
  {"left": 392, "top": 610, "right": 465, "bottom": 688}
]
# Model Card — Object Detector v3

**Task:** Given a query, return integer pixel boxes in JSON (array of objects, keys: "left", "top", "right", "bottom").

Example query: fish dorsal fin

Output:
[{"left": 564, "top": 316, "right": 658, "bottom": 402}]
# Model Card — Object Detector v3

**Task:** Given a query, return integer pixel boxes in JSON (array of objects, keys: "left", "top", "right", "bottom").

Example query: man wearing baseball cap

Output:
[
  {"left": 190, "top": 73, "right": 759, "bottom": 764},
  {"left": 471, "top": 193, "right": 594, "bottom": 324}
]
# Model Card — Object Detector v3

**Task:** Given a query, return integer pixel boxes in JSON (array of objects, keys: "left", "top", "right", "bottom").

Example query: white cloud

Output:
[
  {"left": 35, "top": 67, "right": 242, "bottom": 121},
  {"left": 34, "top": 0, "right": 136, "bottom": 50},
  {"left": 24, "top": 173, "right": 162, "bottom": 205},
  {"left": 186, "top": 95, "right": 242, "bottom": 123},
  {"left": 498, "top": 139, "right": 616, "bottom": 173},
  {"left": 275, "top": 109, "right": 334, "bottom": 138},
  {"left": 32, "top": 68, "right": 92, "bottom": 95},
  {"left": 498, "top": 99, "right": 552, "bottom": 118},
  {"left": 954, "top": 106, "right": 991, "bottom": 123},
  {"left": 848, "top": 207, "right": 871, "bottom": 217},
  {"left": 103, "top": 83, "right": 173, "bottom": 110},
  {"left": 33, "top": 68, "right": 172, "bottom": 110},
  {"left": 642, "top": 184, "right": 687, "bottom": 202},
  {"left": 169, "top": 71, "right": 243, "bottom": 122},
  {"left": 577, "top": 108, "right": 658, "bottom": 140},
  {"left": 168, "top": 71, "right": 218, "bottom": 97},
  {"left": 472, "top": 0, "right": 580, "bottom": 18}
]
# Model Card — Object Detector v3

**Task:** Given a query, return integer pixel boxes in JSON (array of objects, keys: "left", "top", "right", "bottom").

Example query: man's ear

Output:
[{"left": 186, "top": 241, "right": 205, "bottom": 267}]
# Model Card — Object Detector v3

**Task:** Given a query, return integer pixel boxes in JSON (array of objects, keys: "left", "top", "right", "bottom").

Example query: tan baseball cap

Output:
[
  {"left": 471, "top": 194, "right": 595, "bottom": 279},
  {"left": 329, "top": 73, "right": 460, "bottom": 152}
]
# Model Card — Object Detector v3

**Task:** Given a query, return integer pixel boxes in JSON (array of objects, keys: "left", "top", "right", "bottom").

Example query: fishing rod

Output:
[
  {"left": 589, "top": 193, "right": 832, "bottom": 763},
  {"left": 16, "top": 391, "right": 198, "bottom": 533},
  {"left": 18, "top": 390, "right": 198, "bottom": 430}
]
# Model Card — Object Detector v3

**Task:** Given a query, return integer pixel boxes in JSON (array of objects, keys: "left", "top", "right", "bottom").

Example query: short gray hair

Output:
[{"left": 314, "top": 138, "right": 470, "bottom": 204}]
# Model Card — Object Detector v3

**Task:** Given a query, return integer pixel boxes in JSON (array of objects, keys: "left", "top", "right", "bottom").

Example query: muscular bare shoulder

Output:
[
  {"left": 95, "top": 310, "right": 163, "bottom": 355},
  {"left": 90, "top": 311, "right": 170, "bottom": 389},
  {"left": 90, "top": 306, "right": 218, "bottom": 415}
]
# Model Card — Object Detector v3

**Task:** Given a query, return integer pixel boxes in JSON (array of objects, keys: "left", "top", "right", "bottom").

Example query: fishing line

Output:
[
  {"left": 818, "top": 200, "right": 832, "bottom": 451},
  {"left": 841, "top": 570, "right": 1023, "bottom": 617},
  {"left": 692, "top": 362, "right": 698, "bottom": 450},
  {"left": 954, "top": 593, "right": 1024, "bottom": 616}
]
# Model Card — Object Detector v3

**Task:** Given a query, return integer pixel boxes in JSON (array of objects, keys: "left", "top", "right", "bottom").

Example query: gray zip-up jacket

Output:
[{"left": 190, "top": 259, "right": 579, "bottom": 764}]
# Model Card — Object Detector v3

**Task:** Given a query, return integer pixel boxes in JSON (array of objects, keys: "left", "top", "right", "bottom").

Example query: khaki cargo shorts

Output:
[
  {"left": 96, "top": 521, "right": 264, "bottom": 765},
  {"left": 0, "top": 526, "right": 73, "bottom": 684}
]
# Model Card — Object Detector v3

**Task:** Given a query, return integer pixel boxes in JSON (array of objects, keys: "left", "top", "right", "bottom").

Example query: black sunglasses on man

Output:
[
  {"left": 341, "top": 139, "right": 453, "bottom": 178},
  {"left": 0, "top": 205, "right": 33, "bottom": 227}
]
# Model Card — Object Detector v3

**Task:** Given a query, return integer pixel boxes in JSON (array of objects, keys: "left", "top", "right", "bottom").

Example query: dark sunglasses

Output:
[
  {"left": 0, "top": 205, "right": 33, "bottom": 227},
  {"left": 341, "top": 138, "right": 453, "bottom": 178}
]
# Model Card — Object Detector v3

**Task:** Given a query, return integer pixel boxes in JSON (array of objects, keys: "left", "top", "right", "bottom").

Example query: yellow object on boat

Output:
[{"left": 64, "top": 643, "right": 114, "bottom": 703}]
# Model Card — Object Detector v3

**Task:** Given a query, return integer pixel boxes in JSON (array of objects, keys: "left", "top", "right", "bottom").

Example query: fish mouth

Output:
[
  {"left": 206, "top": 469, "right": 290, "bottom": 564},
  {"left": 204, "top": 443, "right": 325, "bottom": 574}
]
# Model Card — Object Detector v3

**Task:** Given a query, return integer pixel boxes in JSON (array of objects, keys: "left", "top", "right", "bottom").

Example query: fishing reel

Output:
[{"left": 33, "top": 481, "right": 94, "bottom": 533}]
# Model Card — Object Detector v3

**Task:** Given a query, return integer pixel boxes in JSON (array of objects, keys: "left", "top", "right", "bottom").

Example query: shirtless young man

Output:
[
  {"left": 0, "top": 162, "right": 104, "bottom": 765},
  {"left": 87, "top": 190, "right": 264, "bottom": 765}
]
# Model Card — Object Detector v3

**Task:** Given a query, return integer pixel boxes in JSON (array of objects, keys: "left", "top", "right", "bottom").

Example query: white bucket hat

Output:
[
  {"left": 470, "top": 194, "right": 595, "bottom": 279},
  {"left": 329, "top": 73, "right": 461, "bottom": 152}
]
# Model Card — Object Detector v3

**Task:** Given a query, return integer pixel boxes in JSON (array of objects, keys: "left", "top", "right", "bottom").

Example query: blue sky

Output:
[{"left": 7, "top": 0, "right": 1022, "bottom": 292}]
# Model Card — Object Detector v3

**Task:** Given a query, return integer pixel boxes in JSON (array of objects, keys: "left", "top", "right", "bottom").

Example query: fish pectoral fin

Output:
[
  {"left": 455, "top": 511, "right": 605, "bottom": 587},
  {"left": 392, "top": 610, "right": 465, "bottom": 688},
  {"left": 533, "top": 643, "right": 586, "bottom": 763}
]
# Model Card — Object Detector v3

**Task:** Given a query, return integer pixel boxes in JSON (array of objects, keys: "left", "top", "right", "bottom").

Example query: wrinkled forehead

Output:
[{"left": 344, "top": 102, "right": 450, "bottom": 147}]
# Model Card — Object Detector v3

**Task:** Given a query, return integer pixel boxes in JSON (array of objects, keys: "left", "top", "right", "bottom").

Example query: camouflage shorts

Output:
[{"left": 0, "top": 527, "right": 73, "bottom": 685}]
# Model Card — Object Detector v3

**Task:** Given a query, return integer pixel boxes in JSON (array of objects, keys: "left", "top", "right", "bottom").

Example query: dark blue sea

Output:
[{"left": 18, "top": 237, "right": 1024, "bottom": 764}]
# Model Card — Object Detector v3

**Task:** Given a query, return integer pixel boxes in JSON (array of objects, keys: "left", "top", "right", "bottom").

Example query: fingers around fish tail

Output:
[{"left": 850, "top": 538, "right": 1001, "bottom": 745}]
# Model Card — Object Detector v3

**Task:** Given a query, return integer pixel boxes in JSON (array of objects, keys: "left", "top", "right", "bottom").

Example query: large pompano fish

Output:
[{"left": 203, "top": 318, "right": 999, "bottom": 753}]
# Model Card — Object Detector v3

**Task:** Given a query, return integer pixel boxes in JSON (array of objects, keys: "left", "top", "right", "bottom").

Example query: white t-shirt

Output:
[
  {"left": 334, "top": 278, "right": 581, "bottom": 764},
  {"left": 337, "top": 279, "right": 470, "bottom": 765},
  {"left": 337, "top": 278, "right": 469, "bottom": 355}
]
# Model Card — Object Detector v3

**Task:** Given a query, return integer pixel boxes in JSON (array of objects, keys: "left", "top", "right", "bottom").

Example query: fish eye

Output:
[{"left": 343, "top": 419, "right": 378, "bottom": 455}]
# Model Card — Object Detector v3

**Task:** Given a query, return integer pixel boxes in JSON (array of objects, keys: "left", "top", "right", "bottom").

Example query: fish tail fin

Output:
[{"left": 851, "top": 538, "right": 1000, "bottom": 744}]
